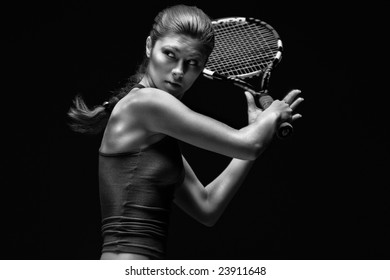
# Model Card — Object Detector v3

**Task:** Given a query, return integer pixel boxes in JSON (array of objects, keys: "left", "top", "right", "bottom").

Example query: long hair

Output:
[{"left": 67, "top": 4, "right": 214, "bottom": 135}]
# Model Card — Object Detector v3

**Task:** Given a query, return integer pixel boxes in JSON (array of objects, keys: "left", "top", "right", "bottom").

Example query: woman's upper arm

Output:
[
  {"left": 131, "top": 88, "right": 253, "bottom": 159},
  {"left": 173, "top": 156, "right": 212, "bottom": 226}
]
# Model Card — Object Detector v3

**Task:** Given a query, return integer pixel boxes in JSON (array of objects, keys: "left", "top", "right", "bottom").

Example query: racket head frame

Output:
[{"left": 203, "top": 16, "right": 283, "bottom": 82}]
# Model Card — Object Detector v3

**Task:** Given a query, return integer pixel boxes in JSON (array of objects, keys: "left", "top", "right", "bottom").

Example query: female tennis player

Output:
[{"left": 68, "top": 4, "right": 303, "bottom": 260}]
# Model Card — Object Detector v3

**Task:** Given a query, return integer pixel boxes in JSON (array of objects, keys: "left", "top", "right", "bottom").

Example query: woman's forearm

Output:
[
  {"left": 237, "top": 112, "right": 278, "bottom": 159},
  {"left": 204, "top": 158, "right": 255, "bottom": 226}
]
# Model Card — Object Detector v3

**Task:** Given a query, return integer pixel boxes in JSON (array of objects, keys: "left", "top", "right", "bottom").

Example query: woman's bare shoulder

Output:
[
  {"left": 100, "top": 88, "right": 166, "bottom": 153},
  {"left": 122, "top": 87, "right": 177, "bottom": 109}
]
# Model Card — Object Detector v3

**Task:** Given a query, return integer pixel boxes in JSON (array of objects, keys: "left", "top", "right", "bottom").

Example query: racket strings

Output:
[
  {"left": 207, "top": 20, "right": 279, "bottom": 77},
  {"left": 211, "top": 23, "right": 276, "bottom": 71}
]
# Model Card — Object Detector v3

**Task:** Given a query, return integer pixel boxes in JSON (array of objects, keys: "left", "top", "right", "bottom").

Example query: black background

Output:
[{"left": 3, "top": 0, "right": 388, "bottom": 259}]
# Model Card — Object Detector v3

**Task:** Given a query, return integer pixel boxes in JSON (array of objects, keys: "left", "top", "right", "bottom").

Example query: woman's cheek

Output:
[{"left": 153, "top": 53, "right": 171, "bottom": 72}]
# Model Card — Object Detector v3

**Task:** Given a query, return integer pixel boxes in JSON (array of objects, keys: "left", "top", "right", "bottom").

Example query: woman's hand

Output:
[{"left": 244, "top": 89, "right": 303, "bottom": 125}]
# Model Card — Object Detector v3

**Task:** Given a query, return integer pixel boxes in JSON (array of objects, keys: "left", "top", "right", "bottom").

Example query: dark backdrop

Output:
[{"left": 3, "top": 0, "right": 388, "bottom": 259}]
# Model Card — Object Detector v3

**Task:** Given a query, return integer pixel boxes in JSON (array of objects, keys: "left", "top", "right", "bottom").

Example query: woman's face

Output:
[{"left": 144, "top": 34, "right": 207, "bottom": 99}]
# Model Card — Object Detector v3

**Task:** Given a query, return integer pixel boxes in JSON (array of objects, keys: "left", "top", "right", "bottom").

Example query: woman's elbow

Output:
[
  {"left": 199, "top": 216, "right": 218, "bottom": 227},
  {"left": 197, "top": 207, "right": 219, "bottom": 227}
]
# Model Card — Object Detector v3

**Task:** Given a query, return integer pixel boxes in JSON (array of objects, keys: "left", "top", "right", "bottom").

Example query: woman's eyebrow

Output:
[{"left": 164, "top": 45, "right": 202, "bottom": 58}]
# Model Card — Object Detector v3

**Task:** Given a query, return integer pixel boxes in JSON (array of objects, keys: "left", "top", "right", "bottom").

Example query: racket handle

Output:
[{"left": 259, "top": 94, "right": 293, "bottom": 139}]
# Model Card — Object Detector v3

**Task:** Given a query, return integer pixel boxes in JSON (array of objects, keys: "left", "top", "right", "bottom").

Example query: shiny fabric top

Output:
[{"left": 98, "top": 87, "right": 184, "bottom": 259}]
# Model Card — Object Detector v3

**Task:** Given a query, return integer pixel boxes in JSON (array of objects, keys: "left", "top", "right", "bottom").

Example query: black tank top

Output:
[{"left": 98, "top": 85, "right": 185, "bottom": 259}]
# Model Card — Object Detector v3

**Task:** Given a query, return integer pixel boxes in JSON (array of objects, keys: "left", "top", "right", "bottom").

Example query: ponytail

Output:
[
  {"left": 67, "top": 72, "right": 143, "bottom": 135},
  {"left": 67, "top": 95, "right": 109, "bottom": 135}
]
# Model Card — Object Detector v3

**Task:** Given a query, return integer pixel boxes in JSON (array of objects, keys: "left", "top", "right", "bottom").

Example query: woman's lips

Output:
[{"left": 166, "top": 81, "right": 181, "bottom": 88}]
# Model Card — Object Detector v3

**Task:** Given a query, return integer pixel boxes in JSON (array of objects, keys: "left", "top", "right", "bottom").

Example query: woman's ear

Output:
[{"left": 146, "top": 36, "right": 152, "bottom": 58}]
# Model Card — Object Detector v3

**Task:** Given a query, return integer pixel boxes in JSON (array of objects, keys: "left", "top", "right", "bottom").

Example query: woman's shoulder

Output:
[
  {"left": 118, "top": 87, "right": 180, "bottom": 115},
  {"left": 101, "top": 88, "right": 165, "bottom": 153},
  {"left": 131, "top": 87, "right": 174, "bottom": 101}
]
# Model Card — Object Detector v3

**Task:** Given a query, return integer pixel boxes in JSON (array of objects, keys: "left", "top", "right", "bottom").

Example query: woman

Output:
[{"left": 68, "top": 4, "right": 303, "bottom": 260}]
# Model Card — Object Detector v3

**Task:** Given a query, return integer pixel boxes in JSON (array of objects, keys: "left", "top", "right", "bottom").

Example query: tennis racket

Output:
[{"left": 203, "top": 17, "right": 293, "bottom": 138}]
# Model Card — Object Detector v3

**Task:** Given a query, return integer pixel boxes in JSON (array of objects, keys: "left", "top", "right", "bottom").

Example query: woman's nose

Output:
[{"left": 172, "top": 61, "right": 184, "bottom": 79}]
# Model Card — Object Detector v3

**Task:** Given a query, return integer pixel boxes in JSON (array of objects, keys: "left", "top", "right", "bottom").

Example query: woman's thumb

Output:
[{"left": 244, "top": 91, "right": 256, "bottom": 109}]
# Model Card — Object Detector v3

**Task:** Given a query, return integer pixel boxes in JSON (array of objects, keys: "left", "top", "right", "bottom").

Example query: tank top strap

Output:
[{"left": 132, "top": 83, "right": 145, "bottom": 89}]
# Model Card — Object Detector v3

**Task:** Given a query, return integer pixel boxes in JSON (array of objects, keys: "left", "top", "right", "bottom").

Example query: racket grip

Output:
[{"left": 259, "top": 94, "right": 293, "bottom": 139}]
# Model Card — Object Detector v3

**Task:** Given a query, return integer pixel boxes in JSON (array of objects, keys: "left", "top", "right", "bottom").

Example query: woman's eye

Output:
[
  {"left": 188, "top": 60, "right": 199, "bottom": 66},
  {"left": 165, "top": 51, "right": 175, "bottom": 58}
]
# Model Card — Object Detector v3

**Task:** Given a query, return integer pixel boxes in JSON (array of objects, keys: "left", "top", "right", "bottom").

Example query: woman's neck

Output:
[{"left": 139, "top": 75, "right": 155, "bottom": 89}]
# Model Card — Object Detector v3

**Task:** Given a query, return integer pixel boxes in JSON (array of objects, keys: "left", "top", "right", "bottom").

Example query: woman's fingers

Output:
[
  {"left": 291, "top": 113, "right": 302, "bottom": 122},
  {"left": 283, "top": 89, "right": 301, "bottom": 105},
  {"left": 290, "top": 97, "right": 304, "bottom": 111}
]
